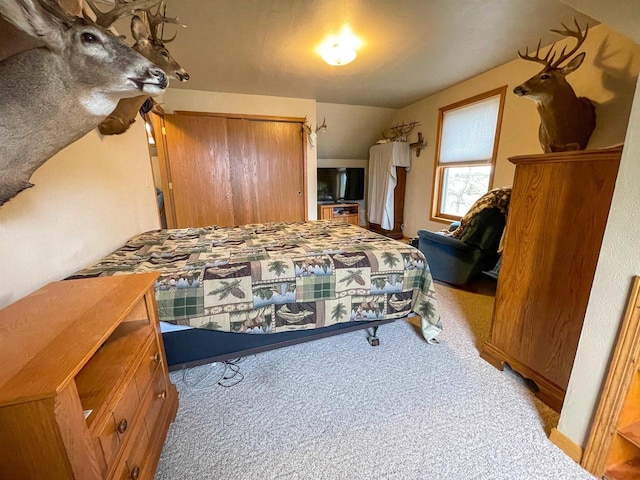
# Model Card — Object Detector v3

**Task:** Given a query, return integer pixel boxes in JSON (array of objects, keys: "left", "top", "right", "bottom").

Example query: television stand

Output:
[{"left": 318, "top": 203, "right": 359, "bottom": 225}]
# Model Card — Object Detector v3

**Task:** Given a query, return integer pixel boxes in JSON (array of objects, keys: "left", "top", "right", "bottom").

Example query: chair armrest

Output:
[{"left": 417, "top": 230, "right": 475, "bottom": 251}]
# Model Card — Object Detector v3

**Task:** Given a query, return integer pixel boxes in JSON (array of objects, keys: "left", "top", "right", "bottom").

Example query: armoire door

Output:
[
  {"left": 162, "top": 114, "right": 235, "bottom": 228},
  {"left": 227, "top": 118, "right": 305, "bottom": 225}
]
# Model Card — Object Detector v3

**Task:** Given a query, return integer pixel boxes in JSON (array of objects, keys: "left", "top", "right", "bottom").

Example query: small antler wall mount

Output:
[
  {"left": 514, "top": 18, "right": 596, "bottom": 153},
  {"left": 302, "top": 117, "right": 327, "bottom": 148},
  {"left": 381, "top": 121, "right": 420, "bottom": 142}
]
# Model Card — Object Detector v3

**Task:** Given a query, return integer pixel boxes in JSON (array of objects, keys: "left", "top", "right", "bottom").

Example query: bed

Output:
[{"left": 69, "top": 220, "right": 441, "bottom": 368}]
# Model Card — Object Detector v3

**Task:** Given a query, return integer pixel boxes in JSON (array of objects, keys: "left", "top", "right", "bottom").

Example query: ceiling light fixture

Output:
[{"left": 318, "top": 25, "right": 362, "bottom": 66}]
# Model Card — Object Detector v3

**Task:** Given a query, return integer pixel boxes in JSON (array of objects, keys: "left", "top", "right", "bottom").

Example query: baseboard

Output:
[{"left": 549, "top": 427, "right": 583, "bottom": 464}]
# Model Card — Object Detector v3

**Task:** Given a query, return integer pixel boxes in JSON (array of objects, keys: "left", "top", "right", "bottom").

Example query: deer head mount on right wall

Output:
[{"left": 514, "top": 19, "right": 596, "bottom": 153}]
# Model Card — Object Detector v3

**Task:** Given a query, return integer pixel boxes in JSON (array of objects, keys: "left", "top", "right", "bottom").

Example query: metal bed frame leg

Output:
[{"left": 368, "top": 325, "right": 380, "bottom": 346}]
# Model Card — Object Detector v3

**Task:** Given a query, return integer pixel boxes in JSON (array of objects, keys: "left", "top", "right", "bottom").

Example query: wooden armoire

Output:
[
  {"left": 480, "top": 146, "right": 622, "bottom": 412},
  {"left": 150, "top": 111, "right": 307, "bottom": 228}
]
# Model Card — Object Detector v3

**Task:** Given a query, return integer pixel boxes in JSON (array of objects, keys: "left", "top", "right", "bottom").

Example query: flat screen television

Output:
[{"left": 317, "top": 167, "right": 365, "bottom": 204}]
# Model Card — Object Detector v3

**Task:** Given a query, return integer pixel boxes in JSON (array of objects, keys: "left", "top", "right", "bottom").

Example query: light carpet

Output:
[{"left": 155, "top": 282, "right": 595, "bottom": 480}]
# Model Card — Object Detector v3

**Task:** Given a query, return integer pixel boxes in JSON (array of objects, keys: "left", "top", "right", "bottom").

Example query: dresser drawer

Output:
[
  {"left": 144, "top": 368, "right": 169, "bottom": 438},
  {"left": 98, "top": 378, "right": 139, "bottom": 470},
  {"left": 97, "top": 335, "right": 162, "bottom": 475},
  {"left": 134, "top": 339, "right": 163, "bottom": 397},
  {"left": 111, "top": 420, "right": 150, "bottom": 480}
]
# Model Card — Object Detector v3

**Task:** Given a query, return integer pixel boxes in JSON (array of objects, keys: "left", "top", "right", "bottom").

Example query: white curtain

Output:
[{"left": 367, "top": 142, "right": 411, "bottom": 230}]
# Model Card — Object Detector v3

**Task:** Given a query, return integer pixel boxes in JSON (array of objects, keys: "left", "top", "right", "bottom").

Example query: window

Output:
[{"left": 432, "top": 86, "right": 506, "bottom": 222}]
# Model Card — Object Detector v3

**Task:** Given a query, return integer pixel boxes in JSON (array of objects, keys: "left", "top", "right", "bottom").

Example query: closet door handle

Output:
[
  {"left": 297, "top": 191, "right": 302, "bottom": 196},
  {"left": 117, "top": 418, "right": 128, "bottom": 434},
  {"left": 130, "top": 466, "right": 140, "bottom": 480}
]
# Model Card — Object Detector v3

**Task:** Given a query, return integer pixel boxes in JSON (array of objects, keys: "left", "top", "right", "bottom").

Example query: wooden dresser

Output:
[
  {"left": 0, "top": 273, "right": 178, "bottom": 480},
  {"left": 480, "top": 146, "right": 622, "bottom": 412},
  {"left": 317, "top": 203, "right": 360, "bottom": 225}
]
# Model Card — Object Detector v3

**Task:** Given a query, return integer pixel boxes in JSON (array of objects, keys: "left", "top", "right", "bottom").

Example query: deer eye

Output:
[
  {"left": 81, "top": 32, "right": 98, "bottom": 44},
  {"left": 540, "top": 74, "right": 550, "bottom": 80},
  {"left": 161, "top": 50, "right": 169, "bottom": 58}
]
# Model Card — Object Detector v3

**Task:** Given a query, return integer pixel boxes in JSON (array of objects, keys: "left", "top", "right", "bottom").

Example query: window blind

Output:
[{"left": 439, "top": 95, "right": 500, "bottom": 164}]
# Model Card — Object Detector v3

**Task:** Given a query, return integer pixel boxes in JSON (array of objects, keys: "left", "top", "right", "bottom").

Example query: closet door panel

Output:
[
  {"left": 227, "top": 119, "right": 305, "bottom": 224},
  {"left": 164, "top": 115, "right": 234, "bottom": 228}
]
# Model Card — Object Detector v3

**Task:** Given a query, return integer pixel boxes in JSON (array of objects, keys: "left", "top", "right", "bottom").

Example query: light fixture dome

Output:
[
  {"left": 321, "top": 42, "right": 357, "bottom": 66},
  {"left": 318, "top": 25, "right": 361, "bottom": 67}
]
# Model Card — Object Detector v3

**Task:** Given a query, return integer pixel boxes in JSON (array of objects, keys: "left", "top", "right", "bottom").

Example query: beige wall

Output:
[
  {"left": 395, "top": 24, "right": 640, "bottom": 237},
  {"left": 0, "top": 121, "right": 160, "bottom": 309},
  {"left": 160, "top": 88, "right": 318, "bottom": 220}
]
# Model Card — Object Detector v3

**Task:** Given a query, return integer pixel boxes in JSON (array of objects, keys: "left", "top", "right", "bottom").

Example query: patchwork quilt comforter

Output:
[{"left": 71, "top": 221, "right": 441, "bottom": 342}]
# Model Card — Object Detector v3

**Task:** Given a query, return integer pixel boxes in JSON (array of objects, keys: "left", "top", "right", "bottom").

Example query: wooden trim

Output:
[
  {"left": 430, "top": 107, "right": 445, "bottom": 221},
  {"left": 510, "top": 145, "right": 624, "bottom": 165},
  {"left": 439, "top": 85, "right": 509, "bottom": 113},
  {"left": 581, "top": 276, "right": 640, "bottom": 477},
  {"left": 173, "top": 110, "right": 306, "bottom": 124},
  {"left": 149, "top": 113, "right": 177, "bottom": 228},
  {"left": 549, "top": 428, "right": 584, "bottom": 463},
  {"left": 430, "top": 86, "right": 508, "bottom": 222},
  {"left": 302, "top": 125, "right": 309, "bottom": 221}
]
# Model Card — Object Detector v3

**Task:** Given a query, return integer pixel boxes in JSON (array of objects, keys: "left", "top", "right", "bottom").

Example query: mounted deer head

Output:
[
  {"left": 97, "top": 4, "right": 189, "bottom": 135},
  {"left": 514, "top": 19, "right": 596, "bottom": 153},
  {"left": 0, "top": 0, "right": 169, "bottom": 206}
]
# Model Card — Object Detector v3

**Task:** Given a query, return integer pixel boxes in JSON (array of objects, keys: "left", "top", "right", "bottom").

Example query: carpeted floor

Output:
[{"left": 155, "top": 280, "right": 594, "bottom": 480}]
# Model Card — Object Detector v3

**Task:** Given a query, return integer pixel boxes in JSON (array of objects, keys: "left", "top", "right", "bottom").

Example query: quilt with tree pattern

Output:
[{"left": 70, "top": 221, "right": 441, "bottom": 342}]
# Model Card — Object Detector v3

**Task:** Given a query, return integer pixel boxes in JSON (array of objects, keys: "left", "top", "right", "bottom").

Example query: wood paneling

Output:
[{"left": 480, "top": 146, "right": 622, "bottom": 412}]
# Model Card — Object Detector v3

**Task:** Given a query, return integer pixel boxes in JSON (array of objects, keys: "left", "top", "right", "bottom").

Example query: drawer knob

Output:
[
  {"left": 130, "top": 466, "right": 140, "bottom": 480},
  {"left": 153, "top": 352, "right": 161, "bottom": 364},
  {"left": 117, "top": 419, "right": 128, "bottom": 434},
  {"left": 157, "top": 390, "right": 167, "bottom": 400}
]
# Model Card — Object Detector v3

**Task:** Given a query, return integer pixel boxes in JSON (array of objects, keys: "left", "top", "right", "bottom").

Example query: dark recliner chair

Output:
[{"left": 417, "top": 207, "right": 506, "bottom": 286}]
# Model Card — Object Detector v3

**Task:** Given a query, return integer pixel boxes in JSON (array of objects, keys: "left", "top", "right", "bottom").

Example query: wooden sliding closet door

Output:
[
  {"left": 163, "top": 114, "right": 235, "bottom": 227},
  {"left": 160, "top": 112, "right": 306, "bottom": 228},
  {"left": 227, "top": 118, "right": 305, "bottom": 224}
]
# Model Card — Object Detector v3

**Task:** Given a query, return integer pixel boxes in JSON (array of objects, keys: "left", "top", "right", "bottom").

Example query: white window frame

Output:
[{"left": 431, "top": 86, "right": 507, "bottom": 222}]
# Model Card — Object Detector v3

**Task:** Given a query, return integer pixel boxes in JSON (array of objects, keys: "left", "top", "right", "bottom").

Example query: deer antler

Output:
[
  {"left": 518, "top": 38, "right": 557, "bottom": 66},
  {"left": 315, "top": 117, "right": 327, "bottom": 133},
  {"left": 549, "top": 19, "right": 589, "bottom": 68},
  {"left": 36, "top": 0, "right": 77, "bottom": 26},
  {"left": 144, "top": 0, "right": 185, "bottom": 43},
  {"left": 85, "top": 0, "right": 161, "bottom": 28},
  {"left": 518, "top": 18, "right": 588, "bottom": 68}
]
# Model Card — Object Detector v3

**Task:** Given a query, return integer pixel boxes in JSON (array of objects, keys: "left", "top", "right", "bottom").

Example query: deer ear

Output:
[
  {"left": 0, "top": 0, "right": 65, "bottom": 52},
  {"left": 130, "top": 15, "right": 150, "bottom": 46},
  {"left": 562, "top": 52, "right": 586, "bottom": 76}
]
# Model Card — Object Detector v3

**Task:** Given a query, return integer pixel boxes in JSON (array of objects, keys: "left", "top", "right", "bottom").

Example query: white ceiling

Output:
[{"left": 160, "top": 0, "right": 596, "bottom": 108}]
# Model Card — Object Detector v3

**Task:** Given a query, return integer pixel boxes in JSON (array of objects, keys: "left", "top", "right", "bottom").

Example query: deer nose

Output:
[
  {"left": 176, "top": 70, "right": 189, "bottom": 82},
  {"left": 150, "top": 68, "right": 168, "bottom": 88},
  {"left": 513, "top": 85, "right": 528, "bottom": 96}
]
